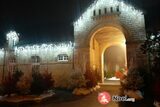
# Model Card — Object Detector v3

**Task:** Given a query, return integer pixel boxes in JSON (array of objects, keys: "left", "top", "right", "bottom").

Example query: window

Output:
[
  {"left": 31, "top": 56, "right": 41, "bottom": 63},
  {"left": 58, "top": 54, "right": 69, "bottom": 62},
  {"left": 9, "top": 56, "right": 16, "bottom": 64}
]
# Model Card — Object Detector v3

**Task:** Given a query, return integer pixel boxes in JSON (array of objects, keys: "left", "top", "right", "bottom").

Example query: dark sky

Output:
[{"left": 0, "top": 0, "right": 160, "bottom": 46}]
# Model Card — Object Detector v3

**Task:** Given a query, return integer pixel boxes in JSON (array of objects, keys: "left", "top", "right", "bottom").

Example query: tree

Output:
[{"left": 141, "top": 32, "right": 160, "bottom": 101}]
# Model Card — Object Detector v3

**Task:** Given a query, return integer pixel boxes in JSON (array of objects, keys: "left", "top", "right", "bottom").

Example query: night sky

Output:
[{"left": 0, "top": 0, "right": 160, "bottom": 46}]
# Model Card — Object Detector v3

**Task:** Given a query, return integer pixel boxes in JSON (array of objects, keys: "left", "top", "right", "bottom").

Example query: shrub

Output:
[
  {"left": 30, "top": 71, "right": 45, "bottom": 95},
  {"left": 16, "top": 74, "right": 32, "bottom": 95},
  {"left": 84, "top": 67, "right": 98, "bottom": 88},
  {"left": 2, "top": 70, "right": 23, "bottom": 96},
  {"left": 67, "top": 71, "right": 86, "bottom": 90},
  {"left": 30, "top": 70, "right": 54, "bottom": 95},
  {"left": 12, "top": 69, "right": 24, "bottom": 83},
  {"left": 121, "top": 67, "right": 144, "bottom": 91},
  {"left": 42, "top": 70, "right": 54, "bottom": 91},
  {"left": 105, "top": 71, "right": 115, "bottom": 78}
]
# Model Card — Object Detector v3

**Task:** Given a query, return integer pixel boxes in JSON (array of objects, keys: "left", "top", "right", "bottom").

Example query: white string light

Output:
[
  {"left": 14, "top": 42, "right": 74, "bottom": 61},
  {"left": 0, "top": 48, "right": 4, "bottom": 59},
  {"left": 74, "top": 0, "right": 143, "bottom": 33},
  {"left": 6, "top": 31, "right": 19, "bottom": 47}
]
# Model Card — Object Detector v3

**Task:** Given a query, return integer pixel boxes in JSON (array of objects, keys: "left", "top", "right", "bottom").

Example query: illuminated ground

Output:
[
  {"left": 30, "top": 85, "right": 120, "bottom": 107},
  {"left": 0, "top": 85, "right": 154, "bottom": 107}
]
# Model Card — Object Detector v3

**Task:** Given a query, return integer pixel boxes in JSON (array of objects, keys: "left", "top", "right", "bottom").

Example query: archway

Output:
[
  {"left": 89, "top": 26, "right": 127, "bottom": 83},
  {"left": 103, "top": 45, "right": 126, "bottom": 81}
]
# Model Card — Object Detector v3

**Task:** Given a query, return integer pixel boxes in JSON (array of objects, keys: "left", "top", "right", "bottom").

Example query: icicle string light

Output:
[
  {"left": 74, "top": 0, "right": 143, "bottom": 32},
  {"left": 14, "top": 42, "right": 73, "bottom": 60},
  {"left": 6, "top": 31, "right": 19, "bottom": 47},
  {"left": 0, "top": 48, "right": 4, "bottom": 59}
]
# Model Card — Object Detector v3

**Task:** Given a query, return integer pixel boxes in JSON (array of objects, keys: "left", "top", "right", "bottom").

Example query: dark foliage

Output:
[
  {"left": 141, "top": 32, "right": 160, "bottom": 101},
  {"left": 84, "top": 66, "right": 98, "bottom": 88},
  {"left": 30, "top": 71, "right": 54, "bottom": 95},
  {"left": 1, "top": 69, "right": 23, "bottom": 96},
  {"left": 121, "top": 67, "right": 145, "bottom": 91},
  {"left": 30, "top": 71, "right": 44, "bottom": 95},
  {"left": 42, "top": 70, "right": 54, "bottom": 91}
]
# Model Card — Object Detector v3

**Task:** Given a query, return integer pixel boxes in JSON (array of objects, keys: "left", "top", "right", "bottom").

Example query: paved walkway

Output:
[
  {"left": 0, "top": 84, "right": 154, "bottom": 107},
  {"left": 30, "top": 85, "right": 120, "bottom": 107}
]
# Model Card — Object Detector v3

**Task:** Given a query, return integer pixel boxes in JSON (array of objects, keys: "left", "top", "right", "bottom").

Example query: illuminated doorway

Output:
[
  {"left": 103, "top": 45, "right": 126, "bottom": 81},
  {"left": 90, "top": 26, "right": 127, "bottom": 83}
]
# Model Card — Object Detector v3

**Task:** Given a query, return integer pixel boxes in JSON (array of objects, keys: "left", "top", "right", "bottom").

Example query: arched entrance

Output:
[
  {"left": 73, "top": 0, "right": 146, "bottom": 84},
  {"left": 103, "top": 45, "right": 126, "bottom": 81},
  {"left": 89, "top": 26, "right": 127, "bottom": 82}
]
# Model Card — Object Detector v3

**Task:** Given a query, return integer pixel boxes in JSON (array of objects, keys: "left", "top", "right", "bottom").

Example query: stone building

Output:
[{"left": 0, "top": 0, "right": 146, "bottom": 83}]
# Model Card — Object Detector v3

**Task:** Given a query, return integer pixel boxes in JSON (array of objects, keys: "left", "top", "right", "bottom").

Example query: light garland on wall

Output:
[
  {"left": 74, "top": 0, "right": 143, "bottom": 32},
  {"left": 0, "top": 48, "right": 4, "bottom": 60},
  {"left": 14, "top": 41, "right": 74, "bottom": 61}
]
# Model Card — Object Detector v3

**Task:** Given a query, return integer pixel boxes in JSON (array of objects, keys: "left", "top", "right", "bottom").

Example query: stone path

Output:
[
  {"left": 30, "top": 85, "right": 120, "bottom": 107},
  {"left": 0, "top": 84, "right": 154, "bottom": 107}
]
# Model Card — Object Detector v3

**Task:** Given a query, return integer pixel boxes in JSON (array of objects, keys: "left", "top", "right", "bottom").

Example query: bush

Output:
[
  {"left": 2, "top": 70, "right": 23, "bottom": 96},
  {"left": 30, "top": 71, "right": 54, "bottom": 95},
  {"left": 42, "top": 70, "right": 54, "bottom": 91},
  {"left": 105, "top": 71, "right": 115, "bottom": 78},
  {"left": 121, "top": 67, "right": 144, "bottom": 91},
  {"left": 16, "top": 74, "right": 32, "bottom": 95},
  {"left": 30, "top": 71, "right": 44, "bottom": 95},
  {"left": 67, "top": 71, "right": 86, "bottom": 89},
  {"left": 84, "top": 67, "right": 98, "bottom": 88},
  {"left": 12, "top": 69, "right": 24, "bottom": 83}
]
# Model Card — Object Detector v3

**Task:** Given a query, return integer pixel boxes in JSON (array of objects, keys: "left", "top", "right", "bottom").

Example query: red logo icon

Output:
[{"left": 98, "top": 92, "right": 111, "bottom": 105}]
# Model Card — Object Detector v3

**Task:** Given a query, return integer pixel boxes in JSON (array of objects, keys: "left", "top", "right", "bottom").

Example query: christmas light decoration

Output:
[
  {"left": 14, "top": 41, "right": 73, "bottom": 61},
  {"left": 0, "top": 48, "right": 4, "bottom": 59},
  {"left": 74, "top": 0, "right": 144, "bottom": 33},
  {"left": 6, "top": 31, "right": 19, "bottom": 48}
]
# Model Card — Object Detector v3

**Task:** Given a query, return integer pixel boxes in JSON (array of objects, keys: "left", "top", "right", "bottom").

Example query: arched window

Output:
[{"left": 57, "top": 54, "right": 69, "bottom": 62}]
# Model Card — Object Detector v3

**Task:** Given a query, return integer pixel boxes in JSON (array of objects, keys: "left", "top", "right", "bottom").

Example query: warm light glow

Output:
[
  {"left": 74, "top": 0, "right": 143, "bottom": 33},
  {"left": 107, "top": 77, "right": 120, "bottom": 80}
]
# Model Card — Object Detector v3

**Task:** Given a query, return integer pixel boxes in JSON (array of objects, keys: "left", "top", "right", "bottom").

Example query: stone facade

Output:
[{"left": 74, "top": 0, "right": 146, "bottom": 82}]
